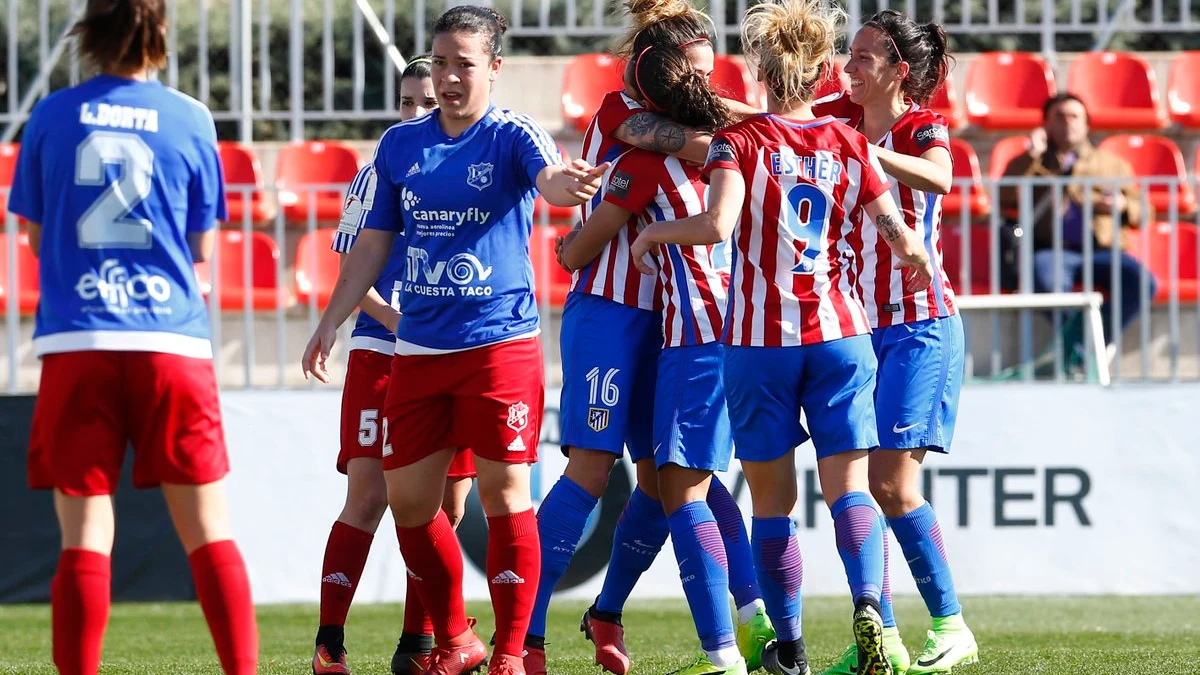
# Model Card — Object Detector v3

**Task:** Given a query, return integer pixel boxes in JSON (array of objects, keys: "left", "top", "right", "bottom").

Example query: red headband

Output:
[{"left": 632, "top": 38, "right": 712, "bottom": 110}]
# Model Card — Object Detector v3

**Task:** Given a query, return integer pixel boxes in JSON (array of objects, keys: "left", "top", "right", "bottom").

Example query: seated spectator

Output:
[{"left": 1001, "top": 92, "right": 1157, "bottom": 375}]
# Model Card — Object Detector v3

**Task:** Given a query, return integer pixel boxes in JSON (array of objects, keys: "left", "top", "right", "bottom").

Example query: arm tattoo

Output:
[
  {"left": 876, "top": 213, "right": 905, "bottom": 242},
  {"left": 621, "top": 112, "right": 687, "bottom": 154}
]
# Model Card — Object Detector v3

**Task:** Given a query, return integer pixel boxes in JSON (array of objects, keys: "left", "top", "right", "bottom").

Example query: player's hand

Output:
[
  {"left": 302, "top": 325, "right": 338, "bottom": 384},
  {"left": 895, "top": 254, "right": 935, "bottom": 294},
  {"left": 562, "top": 160, "right": 611, "bottom": 202},
  {"left": 555, "top": 228, "right": 579, "bottom": 272},
  {"left": 382, "top": 309, "right": 401, "bottom": 335},
  {"left": 630, "top": 235, "right": 657, "bottom": 275}
]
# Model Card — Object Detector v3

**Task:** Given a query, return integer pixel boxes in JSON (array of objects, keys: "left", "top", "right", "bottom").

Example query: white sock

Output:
[
  {"left": 736, "top": 598, "right": 765, "bottom": 625},
  {"left": 705, "top": 646, "right": 743, "bottom": 668}
]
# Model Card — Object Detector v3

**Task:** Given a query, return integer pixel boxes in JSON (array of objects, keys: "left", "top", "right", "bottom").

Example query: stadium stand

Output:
[
  {"left": 218, "top": 142, "right": 277, "bottom": 225},
  {"left": 940, "top": 225, "right": 995, "bottom": 296},
  {"left": 1097, "top": 134, "right": 1197, "bottom": 218},
  {"left": 535, "top": 144, "right": 582, "bottom": 224},
  {"left": 0, "top": 231, "right": 38, "bottom": 315},
  {"left": 964, "top": 52, "right": 1057, "bottom": 130},
  {"left": 561, "top": 54, "right": 625, "bottom": 134},
  {"left": 276, "top": 141, "right": 361, "bottom": 224},
  {"left": 928, "top": 78, "right": 965, "bottom": 130},
  {"left": 1125, "top": 220, "right": 1200, "bottom": 303},
  {"left": 194, "top": 230, "right": 284, "bottom": 311},
  {"left": 1067, "top": 52, "right": 1168, "bottom": 130},
  {"left": 293, "top": 228, "right": 342, "bottom": 308},
  {"left": 710, "top": 54, "right": 758, "bottom": 106},
  {"left": 1167, "top": 51, "right": 1200, "bottom": 128},
  {"left": 529, "top": 225, "right": 573, "bottom": 308},
  {"left": 812, "top": 60, "right": 851, "bottom": 101},
  {"left": 945, "top": 138, "right": 991, "bottom": 221}
]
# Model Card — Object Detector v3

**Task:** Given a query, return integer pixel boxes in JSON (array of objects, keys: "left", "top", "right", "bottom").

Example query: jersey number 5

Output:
[
  {"left": 784, "top": 183, "right": 833, "bottom": 275},
  {"left": 75, "top": 131, "right": 155, "bottom": 249}
]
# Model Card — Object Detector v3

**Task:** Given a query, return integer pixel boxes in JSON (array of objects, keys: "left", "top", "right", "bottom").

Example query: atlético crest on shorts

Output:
[
  {"left": 506, "top": 401, "right": 529, "bottom": 433},
  {"left": 587, "top": 406, "right": 609, "bottom": 432},
  {"left": 467, "top": 162, "right": 495, "bottom": 191}
]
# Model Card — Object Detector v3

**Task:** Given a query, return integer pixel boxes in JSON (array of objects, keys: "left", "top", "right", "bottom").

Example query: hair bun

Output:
[{"left": 481, "top": 6, "right": 509, "bottom": 34}]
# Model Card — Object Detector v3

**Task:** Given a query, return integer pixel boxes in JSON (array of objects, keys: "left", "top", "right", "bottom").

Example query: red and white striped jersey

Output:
[
  {"left": 704, "top": 114, "right": 890, "bottom": 347},
  {"left": 603, "top": 148, "right": 728, "bottom": 347},
  {"left": 571, "top": 91, "right": 659, "bottom": 310},
  {"left": 814, "top": 92, "right": 958, "bottom": 326}
]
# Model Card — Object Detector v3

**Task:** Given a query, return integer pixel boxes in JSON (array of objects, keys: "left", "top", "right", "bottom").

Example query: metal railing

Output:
[{"left": 4, "top": 174, "right": 1200, "bottom": 392}]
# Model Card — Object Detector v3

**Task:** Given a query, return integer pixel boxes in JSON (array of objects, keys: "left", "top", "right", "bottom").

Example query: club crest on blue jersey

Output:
[
  {"left": 587, "top": 406, "right": 610, "bottom": 432},
  {"left": 467, "top": 162, "right": 495, "bottom": 191}
]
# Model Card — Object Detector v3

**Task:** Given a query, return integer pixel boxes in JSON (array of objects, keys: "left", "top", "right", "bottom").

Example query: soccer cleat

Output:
[
  {"left": 580, "top": 605, "right": 631, "bottom": 675},
  {"left": 736, "top": 605, "right": 776, "bottom": 671},
  {"left": 669, "top": 654, "right": 750, "bottom": 675},
  {"left": 761, "top": 641, "right": 812, "bottom": 675},
  {"left": 392, "top": 646, "right": 432, "bottom": 675},
  {"left": 422, "top": 633, "right": 489, "bottom": 675},
  {"left": 522, "top": 635, "right": 547, "bottom": 675},
  {"left": 819, "top": 627, "right": 909, "bottom": 675},
  {"left": 313, "top": 643, "right": 351, "bottom": 675},
  {"left": 488, "top": 654, "right": 527, "bottom": 675},
  {"left": 906, "top": 618, "right": 978, "bottom": 674},
  {"left": 852, "top": 602, "right": 892, "bottom": 675}
]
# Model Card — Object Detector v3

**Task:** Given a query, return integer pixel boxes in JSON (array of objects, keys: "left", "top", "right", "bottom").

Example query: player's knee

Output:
[
  {"left": 477, "top": 484, "right": 530, "bottom": 518},
  {"left": 341, "top": 487, "right": 389, "bottom": 530},
  {"left": 870, "top": 475, "right": 920, "bottom": 518},
  {"left": 563, "top": 448, "right": 616, "bottom": 497}
]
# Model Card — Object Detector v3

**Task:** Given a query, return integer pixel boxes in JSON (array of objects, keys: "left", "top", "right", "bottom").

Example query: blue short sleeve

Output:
[
  {"left": 363, "top": 129, "right": 403, "bottom": 233},
  {"left": 7, "top": 110, "right": 45, "bottom": 224},
  {"left": 187, "top": 124, "right": 226, "bottom": 232},
  {"left": 508, "top": 113, "right": 561, "bottom": 190}
]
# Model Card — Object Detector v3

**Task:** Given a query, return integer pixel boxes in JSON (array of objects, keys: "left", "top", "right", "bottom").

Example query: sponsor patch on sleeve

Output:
[
  {"left": 707, "top": 139, "right": 737, "bottom": 166},
  {"left": 607, "top": 170, "right": 634, "bottom": 200},
  {"left": 914, "top": 124, "right": 950, "bottom": 150},
  {"left": 337, "top": 194, "right": 363, "bottom": 234}
]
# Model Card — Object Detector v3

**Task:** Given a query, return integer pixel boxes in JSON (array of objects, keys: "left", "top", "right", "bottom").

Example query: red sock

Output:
[
  {"left": 189, "top": 540, "right": 258, "bottom": 675},
  {"left": 319, "top": 521, "right": 375, "bottom": 627},
  {"left": 52, "top": 549, "right": 111, "bottom": 675},
  {"left": 487, "top": 509, "right": 540, "bottom": 658},
  {"left": 395, "top": 511, "right": 468, "bottom": 644},
  {"left": 403, "top": 572, "right": 434, "bottom": 636}
]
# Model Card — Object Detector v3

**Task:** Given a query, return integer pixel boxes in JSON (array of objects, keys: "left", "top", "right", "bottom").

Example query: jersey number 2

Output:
[
  {"left": 75, "top": 131, "right": 155, "bottom": 249},
  {"left": 784, "top": 183, "right": 833, "bottom": 275}
]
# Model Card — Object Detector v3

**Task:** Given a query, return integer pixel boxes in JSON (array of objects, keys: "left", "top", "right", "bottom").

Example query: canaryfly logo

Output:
[
  {"left": 75, "top": 259, "right": 172, "bottom": 312},
  {"left": 401, "top": 186, "right": 491, "bottom": 235}
]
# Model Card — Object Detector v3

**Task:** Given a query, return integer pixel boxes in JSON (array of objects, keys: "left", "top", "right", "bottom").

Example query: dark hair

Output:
[
  {"left": 617, "top": 0, "right": 714, "bottom": 60},
  {"left": 1042, "top": 92, "right": 1088, "bottom": 121},
  {"left": 631, "top": 46, "right": 730, "bottom": 132},
  {"left": 863, "top": 10, "right": 953, "bottom": 106},
  {"left": 72, "top": 0, "right": 168, "bottom": 74},
  {"left": 433, "top": 5, "right": 508, "bottom": 61},
  {"left": 401, "top": 55, "right": 432, "bottom": 81}
]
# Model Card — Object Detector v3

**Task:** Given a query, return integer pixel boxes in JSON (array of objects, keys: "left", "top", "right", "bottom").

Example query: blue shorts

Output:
[
  {"left": 559, "top": 292, "right": 661, "bottom": 461},
  {"left": 653, "top": 343, "right": 733, "bottom": 472},
  {"left": 871, "top": 314, "right": 964, "bottom": 453},
  {"left": 724, "top": 336, "right": 879, "bottom": 462}
]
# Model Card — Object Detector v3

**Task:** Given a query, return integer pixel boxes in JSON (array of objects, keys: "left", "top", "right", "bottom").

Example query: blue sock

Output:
[
  {"left": 668, "top": 501, "right": 736, "bottom": 653},
  {"left": 830, "top": 492, "right": 884, "bottom": 605},
  {"left": 751, "top": 516, "right": 803, "bottom": 641},
  {"left": 707, "top": 477, "right": 761, "bottom": 612},
  {"left": 879, "top": 514, "right": 896, "bottom": 628},
  {"left": 595, "top": 487, "right": 669, "bottom": 614},
  {"left": 529, "top": 476, "right": 598, "bottom": 637},
  {"left": 889, "top": 502, "right": 962, "bottom": 618}
]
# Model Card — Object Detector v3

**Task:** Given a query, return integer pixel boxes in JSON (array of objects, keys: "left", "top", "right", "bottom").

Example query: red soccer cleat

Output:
[
  {"left": 580, "top": 606, "right": 631, "bottom": 675},
  {"left": 522, "top": 641, "right": 546, "bottom": 675},
  {"left": 422, "top": 632, "right": 489, "bottom": 675},
  {"left": 489, "top": 654, "right": 527, "bottom": 675},
  {"left": 313, "top": 643, "right": 351, "bottom": 675}
]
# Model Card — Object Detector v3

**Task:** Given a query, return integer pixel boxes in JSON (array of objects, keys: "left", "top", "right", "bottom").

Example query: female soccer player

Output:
[
  {"left": 532, "top": 3, "right": 773, "bottom": 674},
  {"left": 302, "top": 7, "right": 606, "bottom": 675},
  {"left": 630, "top": 1, "right": 934, "bottom": 674},
  {"left": 813, "top": 11, "right": 977, "bottom": 675},
  {"left": 6, "top": 1, "right": 257, "bottom": 673},
  {"left": 559, "top": 44, "right": 756, "bottom": 675},
  {"left": 313, "top": 56, "right": 479, "bottom": 675}
]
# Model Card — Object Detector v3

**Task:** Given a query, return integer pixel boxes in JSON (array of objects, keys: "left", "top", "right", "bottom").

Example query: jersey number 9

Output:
[
  {"left": 784, "top": 183, "right": 833, "bottom": 275},
  {"left": 75, "top": 131, "right": 155, "bottom": 249}
]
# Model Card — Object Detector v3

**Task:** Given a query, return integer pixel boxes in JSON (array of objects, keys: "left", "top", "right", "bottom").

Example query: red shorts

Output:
[
  {"left": 29, "top": 350, "right": 229, "bottom": 496},
  {"left": 382, "top": 337, "right": 544, "bottom": 471},
  {"left": 340, "top": 349, "right": 476, "bottom": 478}
]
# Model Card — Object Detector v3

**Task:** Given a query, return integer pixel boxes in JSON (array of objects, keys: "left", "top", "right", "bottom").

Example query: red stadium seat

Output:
[
  {"left": 710, "top": 55, "right": 758, "bottom": 106},
  {"left": 529, "top": 225, "right": 573, "bottom": 307},
  {"left": 943, "top": 139, "right": 990, "bottom": 221},
  {"left": 927, "top": 78, "right": 964, "bottom": 130},
  {"left": 536, "top": 144, "right": 581, "bottom": 225},
  {"left": 1067, "top": 52, "right": 1168, "bottom": 130},
  {"left": 1124, "top": 221, "right": 1199, "bottom": 303},
  {"left": 562, "top": 54, "right": 626, "bottom": 135},
  {"left": 0, "top": 143, "right": 17, "bottom": 218},
  {"left": 988, "top": 135, "right": 1031, "bottom": 181},
  {"left": 0, "top": 231, "right": 39, "bottom": 314},
  {"left": 965, "top": 52, "right": 1057, "bottom": 130},
  {"left": 294, "top": 228, "right": 342, "bottom": 308},
  {"left": 276, "top": 141, "right": 361, "bottom": 224},
  {"left": 193, "top": 230, "right": 284, "bottom": 310},
  {"left": 1097, "top": 135, "right": 1196, "bottom": 217},
  {"left": 218, "top": 142, "right": 276, "bottom": 225},
  {"left": 940, "top": 225, "right": 996, "bottom": 296},
  {"left": 1167, "top": 51, "right": 1200, "bottom": 128}
]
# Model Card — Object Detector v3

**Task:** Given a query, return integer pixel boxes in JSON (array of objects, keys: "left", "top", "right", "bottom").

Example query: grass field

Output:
[{"left": 1, "top": 596, "right": 1197, "bottom": 674}]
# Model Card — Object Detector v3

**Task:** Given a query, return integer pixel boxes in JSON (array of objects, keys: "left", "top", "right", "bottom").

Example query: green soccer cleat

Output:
[
  {"left": 736, "top": 606, "right": 776, "bottom": 671},
  {"left": 907, "top": 616, "right": 979, "bottom": 674},
  {"left": 668, "top": 654, "right": 750, "bottom": 675},
  {"left": 818, "top": 627, "right": 909, "bottom": 675},
  {"left": 852, "top": 602, "right": 892, "bottom": 675}
]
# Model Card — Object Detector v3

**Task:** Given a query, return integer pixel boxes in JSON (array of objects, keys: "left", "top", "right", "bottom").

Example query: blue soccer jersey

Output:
[
  {"left": 332, "top": 164, "right": 407, "bottom": 354},
  {"left": 6, "top": 75, "right": 225, "bottom": 358},
  {"left": 363, "top": 106, "right": 560, "bottom": 352}
]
